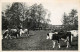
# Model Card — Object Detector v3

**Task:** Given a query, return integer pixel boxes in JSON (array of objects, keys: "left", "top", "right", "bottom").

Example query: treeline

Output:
[
  {"left": 62, "top": 9, "right": 78, "bottom": 30},
  {"left": 2, "top": 2, "right": 50, "bottom": 30}
]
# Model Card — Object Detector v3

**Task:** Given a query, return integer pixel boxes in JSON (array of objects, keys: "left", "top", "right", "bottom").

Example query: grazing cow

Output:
[
  {"left": 9, "top": 29, "right": 20, "bottom": 39},
  {"left": 20, "top": 29, "right": 29, "bottom": 37},
  {"left": 3, "top": 29, "right": 20, "bottom": 39},
  {"left": 46, "top": 31, "right": 72, "bottom": 48},
  {"left": 3, "top": 30, "right": 9, "bottom": 39}
]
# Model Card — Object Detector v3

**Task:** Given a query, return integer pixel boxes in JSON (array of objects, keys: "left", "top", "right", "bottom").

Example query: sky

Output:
[{"left": 2, "top": 0, "right": 80, "bottom": 25}]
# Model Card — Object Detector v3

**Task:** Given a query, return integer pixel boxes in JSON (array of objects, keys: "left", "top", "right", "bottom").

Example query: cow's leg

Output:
[
  {"left": 20, "top": 32, "right": 22, "bottom": 37},
  {"left": 28, "top": 33, "right": 29, "bottom": 36},
  {"left": 6, "top": 34, "right": 10, "bottom": 39},
  {"left": 18, "top": 33, "right": 20, "bottom": 37},
  {"left": 5, "top": 36, "right": 7, "bottom": 38},
  {"left": 27, "top": 30, "right": 29, "bottom": 36},
  {"left": 66, "top": 41, "right": 69, "bottom": 48},
  {"left": 66, "top": 37, "right": 69, "bottom": 48},
  {"left": 27, "top": 32, "right": 29, "bottom": 37},
  {"left": 17, "top": 32, "right": 20, "bottom": 38},
  {"left": 9, "top": 35, "right": 12, "bottom": 39},
  {"left": 16, "top": 34, "right": 17, "bottom": 38},
  {"left": 57, "top": 40, "right": 61, "bottom": 48},
  {"left": 5, "top": 33, "right": 9, "bottom": 39},
  {"left": 4, "top": 34, "right": 8, "bottom": 39},
  {"left": 4, "top": 36, "right": 7, "bottom": 39},
  {"left": 69, "top": 35, "right": 72, "bottom": 47},
  {"left": 16, "top": 32, "right": 20, "bottom": 38},
  {"left": 46, "top": 36, "right": 49, "bottom": 39},
  {"left": 27, "top": 34, "right": 29, "bottom": 37},
  {"left": 71, "top": 35, "right": 73, "bottom": 42},
  {"left": 52, "top": 40, "right": 56, "bottom": 48},
  {"left": 58, "top": 43, "right": 60, "bottom": 48}
]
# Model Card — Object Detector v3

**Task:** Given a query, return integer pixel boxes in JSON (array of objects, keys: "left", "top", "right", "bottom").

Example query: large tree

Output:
[
  {"left": 5, "top": 2, "right": 25, "bottom": 28},
  {"left": 26, "top": 4, "right": 49, "bottom": 30},
  {"left": 62, "top": 9, "right": 78, "bottom": 30},
  {"left": 3, "top": 3, "right": 51, "bottom": 30}
]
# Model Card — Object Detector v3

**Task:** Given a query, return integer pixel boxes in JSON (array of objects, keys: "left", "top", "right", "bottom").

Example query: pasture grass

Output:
[{"left": 2, "top": 30, "right": 78, "bottom": 50}]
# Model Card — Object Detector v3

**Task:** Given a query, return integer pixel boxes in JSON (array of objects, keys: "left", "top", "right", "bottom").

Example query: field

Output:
[{"left": 2, "top": 30, "right": 78, "bottom": 50}]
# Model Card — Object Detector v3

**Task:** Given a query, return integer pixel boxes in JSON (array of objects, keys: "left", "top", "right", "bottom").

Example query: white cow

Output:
[
  {"left": 20, "top": 29, "right": 29, "bottom": 36},
  {"left": 68, "top": 30, "right": 78, "bottom": 42},
  {"left": 70, "top": 30, "right": 78, "bottom": 37}
]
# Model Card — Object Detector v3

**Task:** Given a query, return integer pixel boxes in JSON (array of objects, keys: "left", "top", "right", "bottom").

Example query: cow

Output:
[
  {"left": 67, "top": 30, "right": 78, "bottom": 42},
  {"left": 3, "top": 29, "right": 20, "bottom": 39},
  {"left": 20, "top": 28, "right": 29, "bottom": 37},
  {"left": 46, "top": 31, "right": 72, "bottom": 48},
  {"left": 3, "top": 30, "right": 9, "bottom": 39},
  {"left": 69, "top": 30, "right": 78, "bottom": 37}
]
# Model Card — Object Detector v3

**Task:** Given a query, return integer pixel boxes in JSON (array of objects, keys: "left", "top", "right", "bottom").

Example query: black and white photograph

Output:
[{"left": 1, "top": 0, "right": 79, "bottom": 51}]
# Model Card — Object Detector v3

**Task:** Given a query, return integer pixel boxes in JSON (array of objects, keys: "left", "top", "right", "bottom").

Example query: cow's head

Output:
[
  {"left": 46, "top": 33, "right": 49, "bottom": 39},
  {"left": 46, "top": 33, "right": 54, "bottom": 40}
]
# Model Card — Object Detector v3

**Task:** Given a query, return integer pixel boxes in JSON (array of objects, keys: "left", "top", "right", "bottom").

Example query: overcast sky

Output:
[{"left": 2, "top": 0, "right": 80, "bottom": 25}]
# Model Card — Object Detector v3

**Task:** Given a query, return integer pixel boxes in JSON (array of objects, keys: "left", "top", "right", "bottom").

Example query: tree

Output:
[
  {"left": 2, "top": 12, "right": 9, "bottom": 29},
  {"left": 27, "top": 4, "right": 48, "bottom": 30},
  {"left": 62, "top": 9, "right": 78, "bottom": 30},
  {"left": 3, "top": 3, "right": 51, "bottom": 30},
  {"left": 5, "top": 2, "right": 25, "bottom": 28}
]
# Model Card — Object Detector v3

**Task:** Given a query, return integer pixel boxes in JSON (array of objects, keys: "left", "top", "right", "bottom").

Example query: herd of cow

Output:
[
  {"left": 2, "top": 28, "right": 78, "bottom": 49},
  {"left": 2, "top": 28, "right": 29, "bottom": 39},
  {"left": 46, "top": 30, "right": 78, "bottom": 48}
]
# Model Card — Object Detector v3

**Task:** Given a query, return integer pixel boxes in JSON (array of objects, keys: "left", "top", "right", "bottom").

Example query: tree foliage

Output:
[
  {"left": 2, "top": 12, "right": 9, "bottom": 29},
  {"left": 2, "top": 2, "right": 51, "bottom": 30},
  {"left": 63, "top": 9, "right": 78, "bottom": 30}
]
